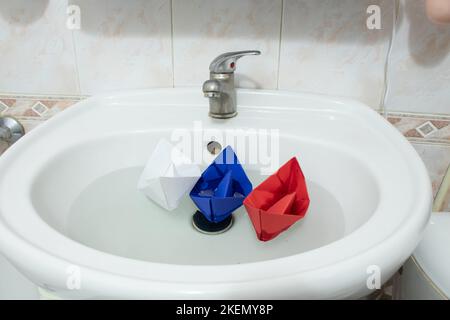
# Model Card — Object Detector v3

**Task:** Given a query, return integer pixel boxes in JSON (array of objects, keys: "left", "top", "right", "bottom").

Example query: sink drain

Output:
[
  {"left": 206, "top": 141, "right": 222, "bottom": 155},
  {"left": 192, "top": 211, "right": 233, "bottom": 235}
]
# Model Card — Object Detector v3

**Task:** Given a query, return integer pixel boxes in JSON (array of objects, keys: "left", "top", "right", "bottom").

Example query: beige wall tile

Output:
[
  {"left": 172, "top": 0, "right": 282, "bottom": 89},
  {"left": 279, "top": 0, "right": 393, "bottom": 109},
  {"left": 0, "top": 0, "right": 78, "bottom": 95},
  {"left": 385, "top": 0, "right": 450, "bottom": 114},
  {"left": 72, "top": 0, "right": 173, "bottom": 94}
]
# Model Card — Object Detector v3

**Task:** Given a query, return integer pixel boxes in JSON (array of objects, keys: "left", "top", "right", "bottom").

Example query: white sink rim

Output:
[{"left": 0, "top": 88, "right": 432, "bottom": 298}]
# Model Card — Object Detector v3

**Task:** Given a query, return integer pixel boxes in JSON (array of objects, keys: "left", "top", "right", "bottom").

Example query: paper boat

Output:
[
  {"left": 137, "top": 139, "right": 201, "bottom": 211},
  {"left": 190, "top": 146, "right": 252, "bottom": 223},
  {"left": 243, "top": 157, "right": 310, "bottom": 241}
]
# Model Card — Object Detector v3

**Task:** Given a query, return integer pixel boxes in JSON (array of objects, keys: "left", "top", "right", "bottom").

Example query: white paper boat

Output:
[{"left": 137, "top": 139, "right": 201, "bottom": 211}]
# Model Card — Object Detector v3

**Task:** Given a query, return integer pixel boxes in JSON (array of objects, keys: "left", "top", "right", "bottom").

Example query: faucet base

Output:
[
  {"left": 209, "top": 111, "right": 237, "bottom": 119},
  {"left": 192, "top": 211, "right": 233, "bottom": 235}
]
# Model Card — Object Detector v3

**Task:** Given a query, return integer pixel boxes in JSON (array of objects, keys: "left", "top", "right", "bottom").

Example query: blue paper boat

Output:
[{"left": 190, "top": 146, "right": 253, "bottom": 223}]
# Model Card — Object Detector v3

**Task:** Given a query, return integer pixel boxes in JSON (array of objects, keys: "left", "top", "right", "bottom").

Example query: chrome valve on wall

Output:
[{"left": 0, "top": 116, "right": 25, "bottom": 145}]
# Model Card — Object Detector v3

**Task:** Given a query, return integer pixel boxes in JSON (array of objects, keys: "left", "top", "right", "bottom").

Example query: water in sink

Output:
[{"left": 67, "top": 167, "right": 345, "bottom": 265}]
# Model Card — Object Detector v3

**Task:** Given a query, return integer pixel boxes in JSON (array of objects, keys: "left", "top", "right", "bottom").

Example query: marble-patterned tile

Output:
[
  {"left": 279, "top": 0, "right": 394, "bottom": 109},
  {"left": 412, "top": 143, "right": 450, "bottom": 198},
  {"left": 71, "top": 0, "right": 173, "bottom": 94},
  {"left": 0, "top": 97, "right": 79, "bottom": 120},
  {"left": 172, "top": 0, "right": 282, "bottom": 89},
  {"left": 385, "top": 0, "right": 450, "bottom": 115},
  {"left": 0, "top": 0, "right": 79, "bottom": 95},
  {"left": 387, "top": 113, "right": 450, "bottom": 144},
  {"left": 20, "top": 118, "right": 46, "bottom": 133},
  {"left": 0, "top": 98, "right": 13, "bottom": 114}
]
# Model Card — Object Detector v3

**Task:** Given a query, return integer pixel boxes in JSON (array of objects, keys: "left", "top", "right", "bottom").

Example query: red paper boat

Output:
[{"left": 243, "top": 157, "right": 310, "bottom": 241}]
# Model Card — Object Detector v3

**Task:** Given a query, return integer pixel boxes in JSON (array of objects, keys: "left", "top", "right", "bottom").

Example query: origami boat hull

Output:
[
  {"left": 245, "top": 208, "right": 306, "bottom": 241},
  {"left": 244, "top": 157, "right": 310, "bottom": 241},
  {"left": 190, "top": 146, "right": 252, "bottom": 223},
  {"left": 137, "top": 139, "right": 201, "bottom": 211}
]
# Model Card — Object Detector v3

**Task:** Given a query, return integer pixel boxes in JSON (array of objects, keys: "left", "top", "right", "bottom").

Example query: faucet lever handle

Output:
[{"left": 209, "top": 50, "right": 261, "bottom": 73}]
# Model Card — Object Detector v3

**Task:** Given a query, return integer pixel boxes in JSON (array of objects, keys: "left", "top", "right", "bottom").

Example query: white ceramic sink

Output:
[{"left": 0, "top": 88, "right": 431, "bottom": 299}]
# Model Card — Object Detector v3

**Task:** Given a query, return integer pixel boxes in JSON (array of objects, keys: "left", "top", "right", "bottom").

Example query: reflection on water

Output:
[{"left": 67, "top": 167, "right": 345, "bottom": 265}]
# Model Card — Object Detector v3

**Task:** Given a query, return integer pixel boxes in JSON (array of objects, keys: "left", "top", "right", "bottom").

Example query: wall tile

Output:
[
  {"left": 412, "top": 143, "right": 450, "bottom": 198},
  {"left": 0, "top": 0, "right": 448, "bottom": 118},
  {"left": 279, "top": 0, "right": 393, "bottom": 109},
  {"left": 443, "top": 190, "right": 450, "bottom": 212},
  {"left": 71, "top": 0, "right": 173, "bottom": 95},
  {"left": 172, "top": 0, "right": 282, "bottom": 89},
  {"left": 385, "top": 0, "right": 450, "bottom": 115},
  {"left": 0, "top": 0, "right": 78, "bottom": 95},
  {"left": 386, "top": 112, "right": 450, "bottom": 145},
  {"left": 0, "top": 96, "right": 79, "bottom": 120}
]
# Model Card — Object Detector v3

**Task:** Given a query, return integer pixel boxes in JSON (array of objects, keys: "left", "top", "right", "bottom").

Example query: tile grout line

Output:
[
  {"left": 276, "top": 0, "right": 284, "bottom": 90},
  {"left": 0, "top": 93, "right": 86, "bottom": 100},
  {"left": 170, "top": 0, "right": 175, "bottom": 88},
  {"left": 407, "top": 139, "right": 450, "bottom": 147},
  {"left": 386, "top": 111, "right": 450, "bottom": 119}
]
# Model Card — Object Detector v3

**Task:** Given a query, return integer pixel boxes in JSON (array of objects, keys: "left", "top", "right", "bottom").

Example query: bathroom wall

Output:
[
  {"left": 0, "top": 0, "right": 449, "bottom": 210},
  {"left": 0, "top": 0, "right": 449, "bottom": 111}
]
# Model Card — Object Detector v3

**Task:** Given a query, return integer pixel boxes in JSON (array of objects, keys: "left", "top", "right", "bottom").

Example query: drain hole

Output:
[
  {"left": 207, "top": 141, "right": 222, "bottom": 155},
  {"left": 192, "top": 211, "right": 233, "bottom": 235}
]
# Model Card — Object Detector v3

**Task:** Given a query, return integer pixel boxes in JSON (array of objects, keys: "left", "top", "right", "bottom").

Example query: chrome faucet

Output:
[
  {"left": 203, "top": 50, "right": 261, "bottom": 119},
  {"left": 0, "top": 116, "right": 24, "bottom": 145}
]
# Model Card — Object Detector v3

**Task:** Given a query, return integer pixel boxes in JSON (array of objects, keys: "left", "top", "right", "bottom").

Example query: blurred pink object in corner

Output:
[{"left": 426, "top": 0, "right": 450, "bottom": 24}]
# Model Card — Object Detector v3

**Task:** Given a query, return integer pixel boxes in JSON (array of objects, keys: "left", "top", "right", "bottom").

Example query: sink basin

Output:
[{"left": 0, "top": 88, "right": 431, "bottom": 299}]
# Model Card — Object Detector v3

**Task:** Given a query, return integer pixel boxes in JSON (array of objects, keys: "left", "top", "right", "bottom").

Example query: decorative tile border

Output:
[
  {"left": 0, "top": 100, "right": 10, "bottom": 114},
  {"left": 2, "top": 95, "right": 450, "bottom": 144},
  {"left": 0, "top": 96, "right": 81, "bottom": 121},
  {"left": 0, "top": 95, "right": 83, "bottom": 151},
  {"left": 386, "top": 112, "right": 450, "bottom": 145}
]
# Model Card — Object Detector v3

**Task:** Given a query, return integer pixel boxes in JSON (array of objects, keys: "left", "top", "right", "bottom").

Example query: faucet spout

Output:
[{"left": 202, "top": 79, "right": 222, "bottom": 98}]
